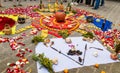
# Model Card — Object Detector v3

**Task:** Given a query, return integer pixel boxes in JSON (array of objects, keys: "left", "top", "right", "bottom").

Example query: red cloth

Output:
[{"left": 0, "top": 16, "right": 15, "bottom": 31}]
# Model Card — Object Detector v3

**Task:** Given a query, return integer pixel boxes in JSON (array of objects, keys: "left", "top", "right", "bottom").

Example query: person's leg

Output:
[
  {"left": 92, "top": 0, "right": 95, "bottom": 6},
  {"left": 13, "top": 0, "right": 17, "bottom": 7},
  {"left": 80, "top": 0, "right": 83, "bottom": 3},
  {"left": 94, "top": 0, "right": 100, "bottom": 9},
  {"left": 75, "top": 0, "right": 78, "bottom": 2},
  {"left": 88, "top": 0, "right": 91, "bottom": 5},
  {"left": 74, "top": 0, "right": 78, "bottom": 5},
  {"left": 72, "top": 0, "right": 74, "bottom": 2},
  {"left": 85, "top": 0, "right": 87, "bottom": 5},
  {"left": 86, "top": 0, "right": 90, "bottom": 5},
  {"left": 18, "top": 0, "right": 22, "bottom": 6},
  {"left": 0, "top": 0, "right": 2, "bottom": 7},
  {"left": 71, "top": 0, "right": 75, "bottom": 5},
  {"left": 100, "top": 0, "right": 104, "bottom": 6},
  {"left": 77, "top": 0, "right": 80, "bottom": 3},
  {"left": 63, "top": 0, "right": 67, "bottom": 2}
]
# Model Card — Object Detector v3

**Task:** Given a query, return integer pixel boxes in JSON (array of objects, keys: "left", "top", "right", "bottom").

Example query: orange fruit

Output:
[
  {"left": 94, "top": 64, "right": 99, "bottom": 68},
  {"left": 63, "top": 69, "right": 68, "bottom": 73},
  {"left": 101, "top": 71, "right": 106, "bottom": 73}
]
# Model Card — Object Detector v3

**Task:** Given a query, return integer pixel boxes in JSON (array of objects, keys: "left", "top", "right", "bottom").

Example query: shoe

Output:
[
  {"left": 63, "top": 0, "right": 67, "bottom": 2},
  {"left": 74, "top": 2, "right": 78, "bottom": 6},
  {"left": 85, "top": 4, "right": 90, "bottom": 6},
  {"left": 92, "top": 8, "right": 97, "bottom": 10},
  {"left": 70, "top": 2, "right": 74, "bottom": 6},
  {"left": 89, "top": 5, "right": 93, "bottom": 7}
]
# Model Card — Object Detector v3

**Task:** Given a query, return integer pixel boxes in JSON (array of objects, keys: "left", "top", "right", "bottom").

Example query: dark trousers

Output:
[
  {"left": 100, "top": 0, "right": 104, "bottom": 6},
  {"left": 85, "top": 0, "right": 91, "bottom": 5},
  {"left": 72, "top": 0, "right": 77, "bottom": 2},
  {"left": 92, "top": 0, "right": 95, "bottom": 6},
  {"left": 77, "top": 0, "right": 83, "bottom": 3}
]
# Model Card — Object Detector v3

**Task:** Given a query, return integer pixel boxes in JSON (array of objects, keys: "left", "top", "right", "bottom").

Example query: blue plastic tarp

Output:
[{"left": 92, "top": 18, "right": 112, "bottom": 31}]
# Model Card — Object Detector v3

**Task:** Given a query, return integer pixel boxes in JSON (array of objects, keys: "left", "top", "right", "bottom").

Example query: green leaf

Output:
[
  {"left": 32, "top": 54, "right": 39, "bottom": 61},
  {"left": 82, "top": 32, "right": 94, "bottom": 39},
  {"left": 58, "top": 30, "right": 69, "bottom": 39},
  {"left": 32, "top": 36, "right": 44, "bottom": 44},
  {"left": 32, "top": 53, "right": 54, "bottom": 73}
]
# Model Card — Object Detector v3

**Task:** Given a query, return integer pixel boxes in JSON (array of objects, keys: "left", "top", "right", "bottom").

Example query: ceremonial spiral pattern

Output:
[{"left": 39, "top": 15, "right": 80, "bottom": 32}]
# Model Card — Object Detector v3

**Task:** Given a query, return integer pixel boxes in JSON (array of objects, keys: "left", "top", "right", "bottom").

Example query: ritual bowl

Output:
[
  {"left": 55, "top": 12, "right": 66, "bottom": 22},
  {"left": 17, "top": 17, "right": 26, "bottom": 24}
]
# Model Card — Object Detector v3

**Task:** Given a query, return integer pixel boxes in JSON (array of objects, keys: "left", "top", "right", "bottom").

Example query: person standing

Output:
[
  {"left": 85, "top": 0, "right": 91, "bottom": 6},
  {"left": 93, "top": 0, "right": 100, "bottom": 9},
  {"left": 100, "top": 0, "right": 104, "bottom": 6}
]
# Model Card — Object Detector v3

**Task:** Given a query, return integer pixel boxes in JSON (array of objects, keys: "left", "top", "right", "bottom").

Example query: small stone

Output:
[
  {"left": 52, "top": 58, "right": 58, "bottom": 65},
  {"left": 7, "top": 63, "right": 11, "bottom": 66},
  {"left": 93, "top": 51, "right": 98, "bottom": 57}
]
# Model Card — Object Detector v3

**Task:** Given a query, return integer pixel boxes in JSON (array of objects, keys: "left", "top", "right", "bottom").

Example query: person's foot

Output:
[
  {"left": 70, "top": 2, "right": 74, "bottom": 5},
  {"left": 89, "top": 5, "right": 93, "bottom": 7},
  {"left": 91, "top": 5, "right": 94, "bottom": 7},
  {"left": 86, "top": 5, "right": 89, "bottom": 7},
  {"left": 74, "top": 2, "right": 78, "bottom": 6},
  {"left": 92, "top": 8, "right": 97, "bottom": 10},
  {"left": 64, "top": 1, "right": 67, "bottom": 2},
  {"left": 100, "top": 5, "right": 104, "bottom": 6},
  {"left": 63, "top": 0, "right": 67, "bottom": 2}
]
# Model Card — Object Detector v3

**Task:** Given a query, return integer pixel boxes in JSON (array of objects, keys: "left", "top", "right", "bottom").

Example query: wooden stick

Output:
[
  {"left": 80, "top": 44, "right": 87, "bottom": 65},
  {"left": 50, "top": 46, "right": 83, "bottom": 65}
]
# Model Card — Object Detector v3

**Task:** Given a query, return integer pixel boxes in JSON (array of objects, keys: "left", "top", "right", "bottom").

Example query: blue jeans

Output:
[{"left": 94, "top": 0, "right": 100, "bottom": 9}]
